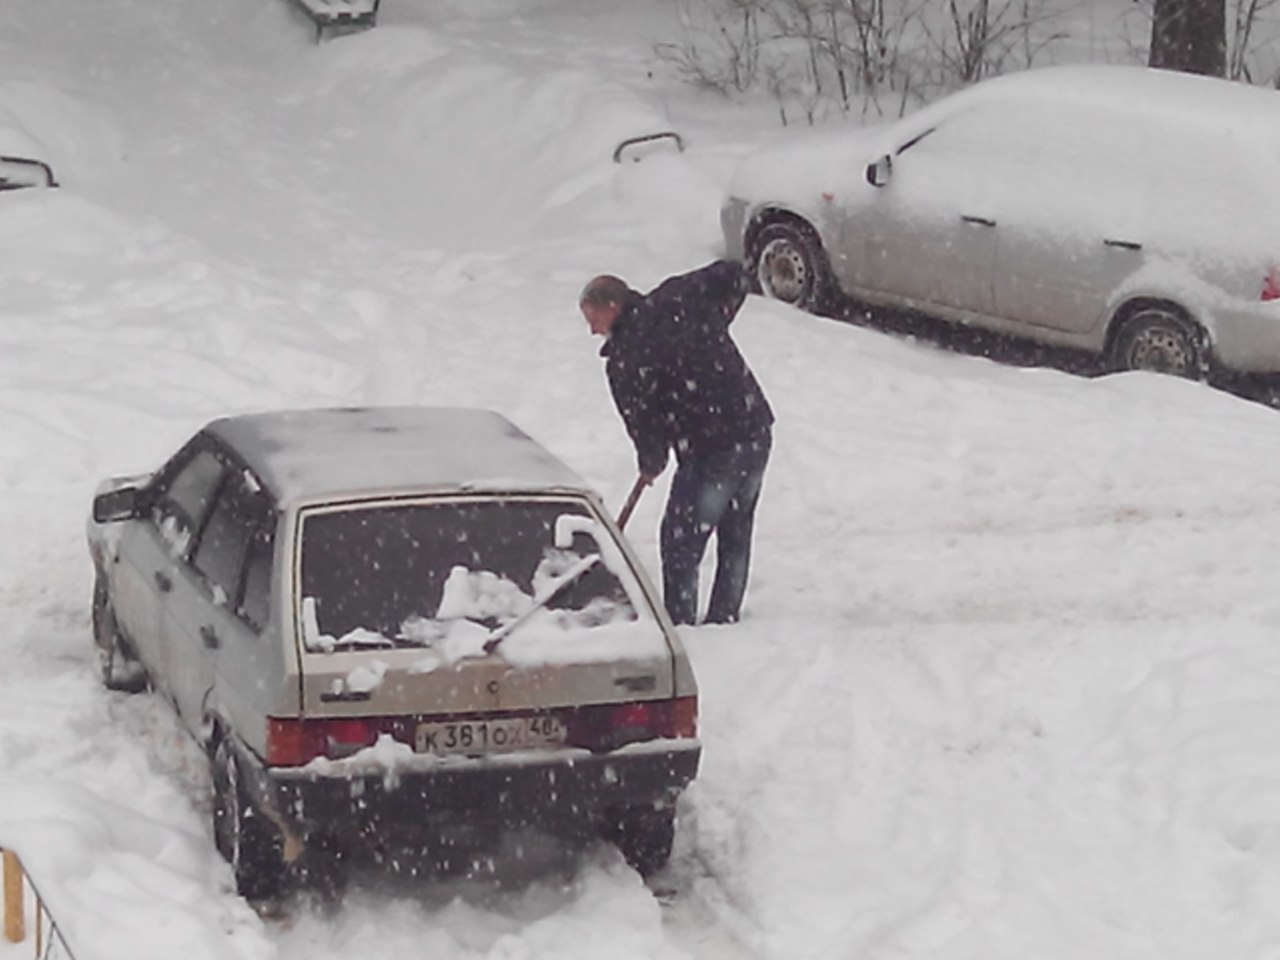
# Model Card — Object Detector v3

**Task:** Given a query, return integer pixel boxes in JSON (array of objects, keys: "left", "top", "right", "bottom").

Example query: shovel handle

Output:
[{"left": 615, "top": 475, "right": 648, "bottom": 531}]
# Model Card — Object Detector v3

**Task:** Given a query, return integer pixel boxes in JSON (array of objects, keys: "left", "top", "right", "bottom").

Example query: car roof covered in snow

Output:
[
  {"left": 910, "top": 64, "right": 1280, "bottom": 147},
  {"left": 205, "top": 406, "right": 589, "bottom": 506}
]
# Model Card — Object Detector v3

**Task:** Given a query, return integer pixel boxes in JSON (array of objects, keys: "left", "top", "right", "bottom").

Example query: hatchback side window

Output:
[
  {"left": 192, "top": 469, "right": 271, "bottom": 619},
  {"left": 238, "top": 518, "right": 275, "bottom": 633},
  {"left": 152, "top": 449, "right": 224, "bottom": 557}
]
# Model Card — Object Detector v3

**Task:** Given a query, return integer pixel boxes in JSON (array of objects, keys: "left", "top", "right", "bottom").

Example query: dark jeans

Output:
[{"left": 660, "top": 432, "right": 771, "bottom": 625}]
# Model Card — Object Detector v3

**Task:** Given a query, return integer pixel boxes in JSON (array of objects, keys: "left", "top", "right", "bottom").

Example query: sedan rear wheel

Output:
[
  {"left": 752, "top": 220, "right": 833, "bottom": 313},
  {"left": 212, "top": 739, "right": 287, "bottom": 902},
  {"left": 1110, "top": 307, "right": 1206, "bottom": 379}
]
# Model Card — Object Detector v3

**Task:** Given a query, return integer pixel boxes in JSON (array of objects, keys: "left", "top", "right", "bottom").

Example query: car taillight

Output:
[
  {"left": 667, "top": 696, "right": 698, "bottom": 738},
  {"left": 265, "top": 718, "right": 317, "bottom": 766},
  {"left": 323, "top": 718, "right": 381, "bottom": 758},
  {"left": 605, "top": 701, "right": 658, "bottom": 750},
  {"left": 612, "top": 701, "right": 654, "bottom": 733},
  {"left": 265, "top": 717, "right": 381, "bottom": 766},
  {"left": 1262, "top": 266, "right": 1280, "bottom": 301},
  {"left": 566, "top": 697, "right": 698, "bottom": 752}
]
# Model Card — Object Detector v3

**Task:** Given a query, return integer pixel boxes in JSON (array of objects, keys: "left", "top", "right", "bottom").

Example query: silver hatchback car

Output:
[
  {"left": 87, "top": 407, "right": 700, "bottom": 900},
  {"left": 722, "top": 65, "right": 1280, "bottom": 381}
]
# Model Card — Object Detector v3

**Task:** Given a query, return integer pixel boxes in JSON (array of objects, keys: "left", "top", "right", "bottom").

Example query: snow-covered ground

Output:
[{"left": 5, "top": 1, "right": 1280, "bottom": 958}]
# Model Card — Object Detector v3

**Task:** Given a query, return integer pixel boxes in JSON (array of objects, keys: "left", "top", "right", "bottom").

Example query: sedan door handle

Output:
[
  {"left": 961, "top": 214, "right": 996, "bottom": 227},
  {"left": 154, "top": 571, "right": 172, "bottom": 593},
  {"left": 199, "top": 625, "right": 220, "bottom": 650},
  {"left": 1104, "top": 238, "right": 1143, "bottom": 251}
]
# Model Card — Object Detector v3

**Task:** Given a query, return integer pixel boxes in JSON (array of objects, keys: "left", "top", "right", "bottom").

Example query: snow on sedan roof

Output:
[
  {"left": 917, "top": 64, "right": 1280, "bottom": 145},
  {"left": 730, "top": 64, "right": 1280, "bottom": 202},
  {"left": 206, "top": 407, "right": 587, "bottom": 506}
]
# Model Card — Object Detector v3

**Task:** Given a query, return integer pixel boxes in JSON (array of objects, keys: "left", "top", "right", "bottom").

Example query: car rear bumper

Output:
[
  {"left": 1210, "top": 303, "right": 1280, "bottom": 373},
  {"left": 242, "top": 738, "right": 701, "bottom": 838}
]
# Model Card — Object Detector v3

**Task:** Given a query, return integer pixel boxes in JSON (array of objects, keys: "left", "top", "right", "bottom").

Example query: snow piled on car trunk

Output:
[{"left": 5, "top": 1, "right": 1280, "bottom": 960}]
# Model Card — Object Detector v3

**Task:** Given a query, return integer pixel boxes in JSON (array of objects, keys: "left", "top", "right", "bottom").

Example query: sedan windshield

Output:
[{"left": 298, "top": 497, "right": 638, "bottom": 652}]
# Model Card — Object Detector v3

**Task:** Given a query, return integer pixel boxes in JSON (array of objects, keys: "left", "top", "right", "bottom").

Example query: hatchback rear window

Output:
[{"left": 298, "top": 497, "right": 640, "bottom": 652}]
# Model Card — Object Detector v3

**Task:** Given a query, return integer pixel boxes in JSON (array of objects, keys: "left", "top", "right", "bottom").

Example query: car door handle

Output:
[
  {"left": 199, "top": 625, "right": 220, "bottom": 650},
  {"left": 961, "top": 214, "right": 996, "bottom": 227},
  {"left": 154, "top": 571, "right": 172, "bottom": 593},
  {"left": 1104, "top": 238, "right": 1143, "bottom": 251}
]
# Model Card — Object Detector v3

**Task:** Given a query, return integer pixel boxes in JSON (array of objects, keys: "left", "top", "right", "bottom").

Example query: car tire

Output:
[
  {"left": 603, "top": 805, "right": 675, "bottom": 878},
  {"left": 1109, "top": 306, "right": 1207, "bottom": 379},
  {"left": 92, "top": 573, "right": 147, "bottom": 693},
  {"left": 751, "top": 219, "right": 834, "bottom": 313},
  {"left": 212, "top": 738, "right": 288, "bottom": 903},
  {"left": 293, "top": 830, "right": 348, "bottom": 908}
]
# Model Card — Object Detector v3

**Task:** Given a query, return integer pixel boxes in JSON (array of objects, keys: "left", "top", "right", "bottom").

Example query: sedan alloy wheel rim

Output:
[
  {"left": 1129, "top": 325, "right": 1193, "bottom": 375},
  {"left": 759, "top": 237, "right": 809, "bottom": 303}
]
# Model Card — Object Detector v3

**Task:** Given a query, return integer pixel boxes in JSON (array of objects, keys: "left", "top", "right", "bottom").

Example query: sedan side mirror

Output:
[
  {"left": 865, "top": 154, "right": 893, "bottom": 187},
  {"left": 93, "top": 485, "right": 144, "bottom": 523}
]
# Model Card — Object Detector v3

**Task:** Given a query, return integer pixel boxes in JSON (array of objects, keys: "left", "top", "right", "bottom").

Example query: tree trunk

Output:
[{"left": 1149, "top": 0, "right": 1226, "bottom": 76}]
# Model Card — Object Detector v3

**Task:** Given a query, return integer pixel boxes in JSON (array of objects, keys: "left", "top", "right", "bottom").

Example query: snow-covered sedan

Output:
[
  {"left": 87, "top": 407, "right": 700, "bottom": 900},
  {"left": 722, "top": 65, "right": 1280, "bottom": 382}
]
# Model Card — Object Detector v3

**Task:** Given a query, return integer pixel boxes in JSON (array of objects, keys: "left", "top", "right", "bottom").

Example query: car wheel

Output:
[
  {"left": 1110, "top": 306, "right": 1206, "bottom": 379},
  {"left": 751, "top": 219, "right": 833, "bottom": 313},
  {"left": 293, "top": 830, "right": 348, "bottom": 908},
  {"left": 603, "top": 805, "right": 675, "bottom": 878},
  {"left": 212, "top": 738, "right": 287, "bottom": 902},
  {"left": 92, "top": 573, "right": 147, "bottom": 693},
  {"left": 1253, "top": 380, "right": 1280, "bottom": 410}
]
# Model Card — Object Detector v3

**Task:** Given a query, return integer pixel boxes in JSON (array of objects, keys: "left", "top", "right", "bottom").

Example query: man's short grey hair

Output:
[{"left": 580, "top": 274, "right": 630, "bottom": 308}]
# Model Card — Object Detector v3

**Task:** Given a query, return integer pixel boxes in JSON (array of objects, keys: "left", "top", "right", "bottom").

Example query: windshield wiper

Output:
[{"left": 483, "top": 553, "right": 600, "bottom": 655}]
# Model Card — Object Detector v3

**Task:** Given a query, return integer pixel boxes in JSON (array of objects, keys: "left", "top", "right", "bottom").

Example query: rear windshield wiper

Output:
[{"left": 483, "top": 553, "right": 600, "bottom": 655}]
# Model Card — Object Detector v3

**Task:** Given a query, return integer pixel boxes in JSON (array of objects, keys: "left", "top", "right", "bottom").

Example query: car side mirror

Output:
[
  {"left": 865, "top": 154, "right": 892, "bottom": 187},
  {"left": 93, "top": 485, "right": 144, "bottom": 523}
]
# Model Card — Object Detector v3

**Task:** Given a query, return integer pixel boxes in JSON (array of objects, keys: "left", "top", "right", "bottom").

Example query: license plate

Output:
[{"left": 414, "top": 715, "right": 566, "bottom": 756}]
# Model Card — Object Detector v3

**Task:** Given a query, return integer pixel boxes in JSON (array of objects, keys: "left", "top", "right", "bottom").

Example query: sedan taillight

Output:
[{"left": 1262, "top": 266, "right": 1280, "bottom": 301}]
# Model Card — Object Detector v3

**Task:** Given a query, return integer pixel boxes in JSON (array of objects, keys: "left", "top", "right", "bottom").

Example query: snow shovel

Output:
[{"left": 615, "top": 475, "right": 648, "bottom": 532}]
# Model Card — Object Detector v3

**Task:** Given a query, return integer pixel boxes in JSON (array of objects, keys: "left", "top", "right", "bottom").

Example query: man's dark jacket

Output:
[{"left": 601, "top": 260, "right": 774, "bottom": 478}]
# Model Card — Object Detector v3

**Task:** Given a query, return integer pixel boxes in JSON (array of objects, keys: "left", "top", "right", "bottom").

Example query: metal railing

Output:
[{"left": 3, "top": 850, "right": 73, "bottom": 960}]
